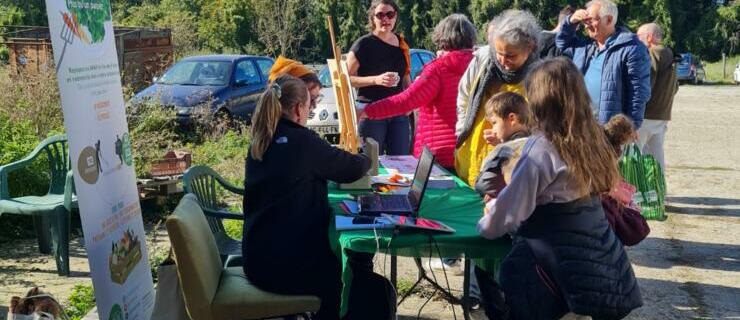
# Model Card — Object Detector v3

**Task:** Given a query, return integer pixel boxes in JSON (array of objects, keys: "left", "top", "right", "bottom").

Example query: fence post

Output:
[{"left": 722, "top": 53, "right": 727, "bottom": 80}]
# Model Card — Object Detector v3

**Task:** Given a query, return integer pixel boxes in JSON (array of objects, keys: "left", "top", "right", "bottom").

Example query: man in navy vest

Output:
[{"left": 557, "top": 0, "right": 651, "bottom": 128}]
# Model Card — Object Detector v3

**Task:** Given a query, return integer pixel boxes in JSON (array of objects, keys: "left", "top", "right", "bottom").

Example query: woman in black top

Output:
[
  {"left": 347, "top": 0, "right": 412, "bottom": 155},
  {"left": 242, "top": 75, "right": 370, "bottom": 320}
]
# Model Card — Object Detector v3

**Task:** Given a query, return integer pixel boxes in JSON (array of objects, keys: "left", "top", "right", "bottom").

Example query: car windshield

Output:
[
  {"left": 318, "top": 66, "right": 332, "bottom": 88},
  {"left": 157, "top": 61, "right": 231, "bottom": 86}
]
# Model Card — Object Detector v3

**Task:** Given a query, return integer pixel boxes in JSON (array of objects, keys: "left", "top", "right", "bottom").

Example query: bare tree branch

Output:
[{"left": 252, "top": 0, "right": 315, "bottom": 57}]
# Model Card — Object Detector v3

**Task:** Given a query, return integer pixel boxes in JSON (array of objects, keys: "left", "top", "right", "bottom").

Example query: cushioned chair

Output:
[{"left": 166, "top": 194, "right": 321, "bottom": 320}]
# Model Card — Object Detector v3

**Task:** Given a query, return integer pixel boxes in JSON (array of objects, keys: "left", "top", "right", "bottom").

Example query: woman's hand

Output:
[{"left": 375, "top": 72, "right": 399, "bottom": 87}]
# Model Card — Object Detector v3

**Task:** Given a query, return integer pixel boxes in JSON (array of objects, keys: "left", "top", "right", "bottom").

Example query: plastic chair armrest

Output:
[
  {"left": 203, "top": 208, "right": 245, "bottom": 220},
  {"left": 0, "top": 156, "right": 39, "bottom": 199},
  {"left": 214, "top": 177, "right": 245, "bottom": 196},
  {"left": 64, "top": 170, "right": 76, "bottom": 210}
]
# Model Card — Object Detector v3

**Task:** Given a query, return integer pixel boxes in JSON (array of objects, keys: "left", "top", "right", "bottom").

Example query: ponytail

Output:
[
  {"left": 250, "top": 75, "right": 308, "bottom": 161},
  {"left": 250, "top": 85, "right": 283, "bottom": 161}
]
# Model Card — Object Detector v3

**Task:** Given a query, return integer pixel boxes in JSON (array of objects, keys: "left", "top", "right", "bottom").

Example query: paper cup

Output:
[{"left": 390, "top": 72, "right": 400, "bottom": 87}]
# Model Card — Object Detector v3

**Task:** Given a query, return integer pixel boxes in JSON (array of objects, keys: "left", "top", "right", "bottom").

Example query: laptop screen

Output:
[{"left": 408, "top": 147, "right": 434, "bottom": 214}]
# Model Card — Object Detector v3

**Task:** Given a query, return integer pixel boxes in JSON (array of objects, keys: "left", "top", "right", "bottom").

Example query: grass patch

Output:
[
  {"left": 703, "top": 55, "right": 739, "bottom": 84},
  {"left": 396, "top": 277, "right": 420, "bottom": 297},
  {"left": 64, "top": 284, "right": 96, "bottom": 320},
  {"left": 223, "top": 219, "right": 243, "bottom": 240}
]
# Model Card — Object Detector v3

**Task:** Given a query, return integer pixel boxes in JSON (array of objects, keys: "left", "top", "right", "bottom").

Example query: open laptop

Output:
[{"left": 356, "top": 147, "right": 434, "bottom": 216}]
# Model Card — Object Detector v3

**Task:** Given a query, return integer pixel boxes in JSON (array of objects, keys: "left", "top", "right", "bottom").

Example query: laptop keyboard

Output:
[{"left": 362, "top": 195, "right": 409, "bottom": 210}]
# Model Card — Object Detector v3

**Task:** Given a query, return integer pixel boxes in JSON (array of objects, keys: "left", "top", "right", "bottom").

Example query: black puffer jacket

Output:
[
  {"left": 514, "top": 196, "right": 643, "bottom": 319},
  {"left": 242, "top": 118, "right": 370, "bottom": 278}
]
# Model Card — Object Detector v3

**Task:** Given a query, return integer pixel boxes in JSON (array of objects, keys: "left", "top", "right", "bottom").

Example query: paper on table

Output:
[{"left": 379, "top": 155, "right": 449, "bottom": 176}]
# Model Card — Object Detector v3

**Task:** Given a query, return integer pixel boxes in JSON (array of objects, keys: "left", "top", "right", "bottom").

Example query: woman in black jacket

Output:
[{"left": 242, "top": 75, "right": 370, "bottom": 320}]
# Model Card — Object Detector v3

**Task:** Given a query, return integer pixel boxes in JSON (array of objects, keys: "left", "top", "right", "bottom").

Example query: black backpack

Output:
[{"left": 343, "top": 266, "right": 397, "bottom": 320}]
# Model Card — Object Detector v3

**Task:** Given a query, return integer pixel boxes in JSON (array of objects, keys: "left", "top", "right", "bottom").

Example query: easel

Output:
[
  {"left": 326, "top": 15, "right": 360, "bottom": 154},
  {"left": 326, "top": 16, "right": 378, "bottom": 188}
]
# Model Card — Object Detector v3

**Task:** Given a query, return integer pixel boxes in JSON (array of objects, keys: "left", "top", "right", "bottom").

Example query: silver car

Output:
[{"left": 307, "top": 49, "right": 436, "bottom": 143}]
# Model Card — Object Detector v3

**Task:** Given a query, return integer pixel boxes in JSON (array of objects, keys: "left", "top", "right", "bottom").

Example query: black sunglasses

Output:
[{"left": 374, "top": 11, "right": 396, "bottom": 20}]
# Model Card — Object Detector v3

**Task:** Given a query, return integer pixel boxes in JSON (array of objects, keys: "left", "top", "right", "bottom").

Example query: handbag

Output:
[
  {"left": 150, "top": 250, "right": 190, "bottom": 320},
  {"left": 618, "top": 144, "right": 667, "bottom": 220},
  {"left": 601, "top": 195, "right": 651, "bottom": 246}
]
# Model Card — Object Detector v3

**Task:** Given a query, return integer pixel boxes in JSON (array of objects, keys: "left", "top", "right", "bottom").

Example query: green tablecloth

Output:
[{"left": 328, "top": 173, "right": 512, "bottom": 316}]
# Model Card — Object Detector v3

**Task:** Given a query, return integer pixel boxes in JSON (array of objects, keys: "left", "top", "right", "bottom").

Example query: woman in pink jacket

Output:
[{"left": 360, "top": 14, "right": 476, "bottom": 169}]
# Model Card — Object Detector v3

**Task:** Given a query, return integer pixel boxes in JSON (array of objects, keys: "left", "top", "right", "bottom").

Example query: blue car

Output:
[
  {"left": 129, "top": 55, "right": 274, "bottom": 123},
  {"left": 676, "top": 53, "right": 706, "bottom": 85}
]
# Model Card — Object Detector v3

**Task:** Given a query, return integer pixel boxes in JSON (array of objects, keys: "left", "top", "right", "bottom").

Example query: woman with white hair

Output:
[{"left": 455, "top": 9, "right": 541, "bottom": 187}]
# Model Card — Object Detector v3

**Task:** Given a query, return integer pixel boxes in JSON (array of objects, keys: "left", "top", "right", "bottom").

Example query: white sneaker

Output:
[{"left": 426, "top": 259, "right": 462, "bottom": 274}]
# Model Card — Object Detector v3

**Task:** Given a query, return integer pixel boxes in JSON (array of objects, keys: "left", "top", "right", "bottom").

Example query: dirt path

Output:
[{"left": 1, "top": 85, "right": 738, "bottom": 319}]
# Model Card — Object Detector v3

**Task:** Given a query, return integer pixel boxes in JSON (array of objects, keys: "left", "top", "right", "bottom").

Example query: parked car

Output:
[
  {"left": 734, "top": 62, "right": 740, "bottom": 85},
  {"left": 308, "top": 49, "right": 435, "bottom": 143},
  {"left": 676, "top": 53, "right": 706, "bottom": 85},
  {"left": 128, "top": 55, "right": 274, "bottom": 124}
]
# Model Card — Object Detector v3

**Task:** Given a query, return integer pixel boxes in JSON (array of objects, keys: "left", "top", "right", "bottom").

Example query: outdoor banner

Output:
[{"left": 44, "top": 1, "right": 155, "bottom": 320}]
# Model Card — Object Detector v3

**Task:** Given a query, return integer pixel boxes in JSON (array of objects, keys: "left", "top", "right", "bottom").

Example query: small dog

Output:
[{"left": 9, "top": 287, "right": 63, "bottom": 319}]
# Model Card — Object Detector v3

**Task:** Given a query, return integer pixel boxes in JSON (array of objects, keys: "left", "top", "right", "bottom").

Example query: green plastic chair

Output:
[
  {"left": 0, "top": 134, "right": 77, "bottom": 276},
  {"left": 182, "top": 165, "right": 245, "bottom": 267}
]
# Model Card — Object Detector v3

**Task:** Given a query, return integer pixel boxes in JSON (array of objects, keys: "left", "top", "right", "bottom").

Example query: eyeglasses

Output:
[{"left": 374, "top": 11, "right": 396, "bottom": 20}]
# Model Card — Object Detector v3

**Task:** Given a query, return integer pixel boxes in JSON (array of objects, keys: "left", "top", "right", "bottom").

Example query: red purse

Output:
[{"left": 601, "top": 194, "right": 650, "bottom": 246}]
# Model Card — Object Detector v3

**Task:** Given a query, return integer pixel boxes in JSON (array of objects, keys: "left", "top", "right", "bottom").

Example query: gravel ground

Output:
[{"left": 1, "top": 85, "right": 738, "bottom": 319}]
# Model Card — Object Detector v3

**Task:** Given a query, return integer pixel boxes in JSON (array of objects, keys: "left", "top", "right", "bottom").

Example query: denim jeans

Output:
[
  {"left": 441, "top": 258, "right": 481, "bottom": 300},
  {"left": 359, "top": 115, "right": 411, "bottom": 155}
]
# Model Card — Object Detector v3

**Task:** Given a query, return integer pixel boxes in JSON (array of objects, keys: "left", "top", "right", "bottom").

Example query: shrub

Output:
[
  {"left": 64, "top": 284, "right": 96, "bottom": 320},
  {"left": 125, "top": 92, "right": 246, "bottom": 178},
  {"left": 126, "top": 99, "right": 181, "bottom": 178},
  {"left": 0, "top": 68, "right": 63, "bottom": 138}
]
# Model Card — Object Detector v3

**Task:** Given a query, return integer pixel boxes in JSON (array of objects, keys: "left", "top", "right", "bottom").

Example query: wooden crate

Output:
[{"left": 149, "top": 150, "right": 191, "bottom": 177}]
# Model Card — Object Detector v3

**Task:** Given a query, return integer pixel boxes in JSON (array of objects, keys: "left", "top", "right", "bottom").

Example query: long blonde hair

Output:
[
  {"left": 250, "top": 75, "right": 307, "bottom": 161},
  {"left": 525, "top": 57, "right": 619, "bottom": 194}
]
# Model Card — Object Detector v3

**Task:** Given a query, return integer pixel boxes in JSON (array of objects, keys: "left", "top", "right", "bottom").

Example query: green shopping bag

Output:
[{"left": 618, "top": 144, "right": 667, "bottom": 220}]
